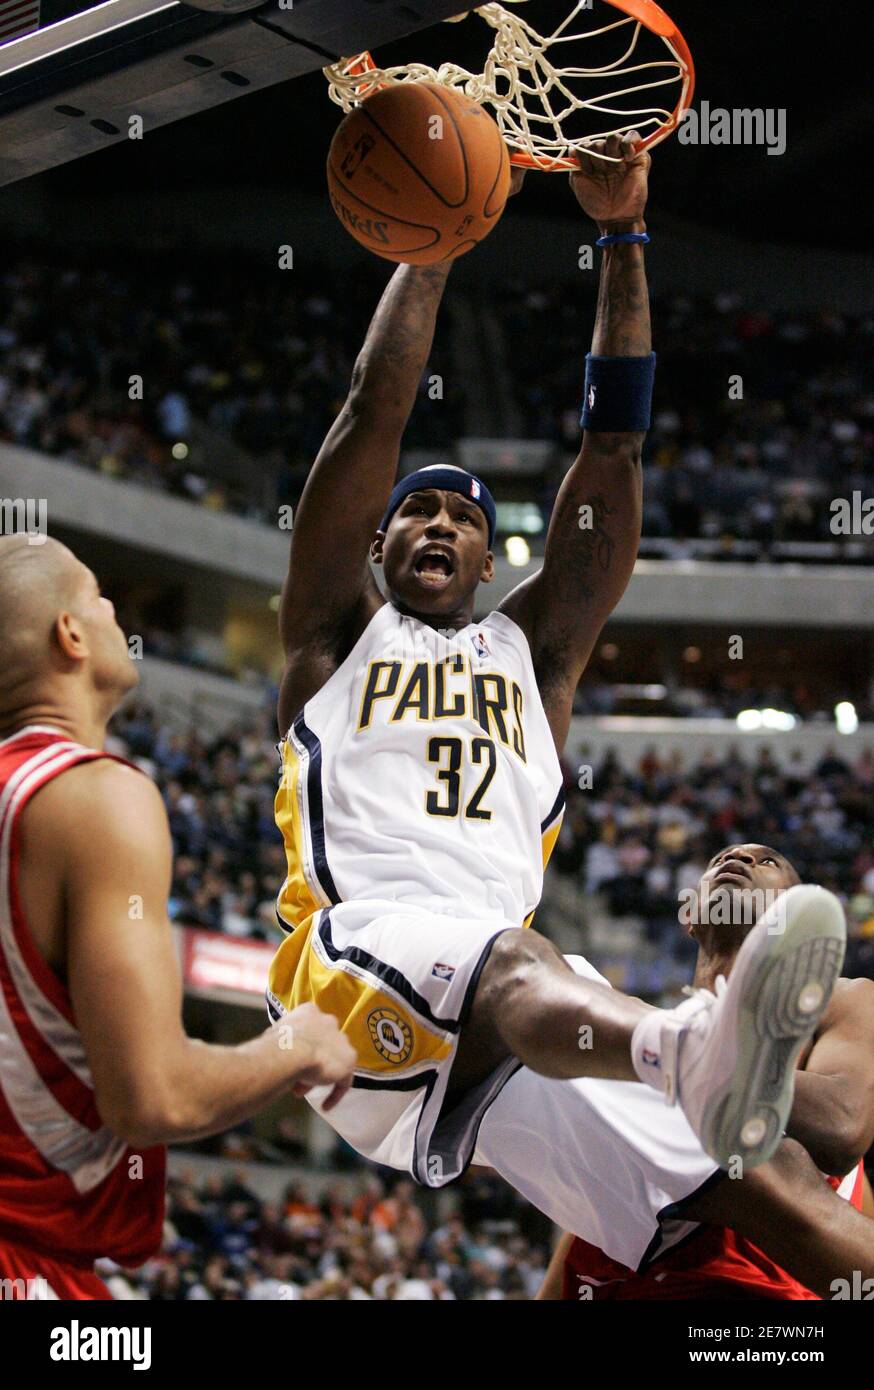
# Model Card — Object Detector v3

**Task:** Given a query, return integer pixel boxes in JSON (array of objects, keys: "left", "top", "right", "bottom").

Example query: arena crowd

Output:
[
  {"left": 2, "top": 247, "right": 871, "bottom": 556},
  {"left": 97, "top": 1169, "right": 550, "bottom": 1301}
]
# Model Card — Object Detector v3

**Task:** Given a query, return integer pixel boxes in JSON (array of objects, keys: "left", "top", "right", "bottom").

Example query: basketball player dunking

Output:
[
  {"left": 0, "top": 537, "right": 355, "bottom": 1299},
  {"left": 530, "top": 844, "right": 874, "bottom": 1297},
  {"left": 267, "top": 136, "right": 847, "bottom": 1249}
]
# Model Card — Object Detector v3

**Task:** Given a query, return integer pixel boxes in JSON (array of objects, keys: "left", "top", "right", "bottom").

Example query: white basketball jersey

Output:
[{"left": 275, "top": 603, "right": 565, "bottom": 931}]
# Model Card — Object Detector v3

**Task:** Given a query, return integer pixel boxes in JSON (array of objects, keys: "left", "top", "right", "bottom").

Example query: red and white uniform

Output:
[
  {"left": 562, "top": 1164, "right": 865, "bottom": 1301},
  {"left": 0, "top": 726, "right": 165, "bottom": 1299}
]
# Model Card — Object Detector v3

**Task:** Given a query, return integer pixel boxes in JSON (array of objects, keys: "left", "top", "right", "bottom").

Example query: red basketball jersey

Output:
[
  {"left": 563, "top": 1164, "right": 865, "bottom": 1300},
  {"left": 0, "top": 726, "right": 165, "bottom": 1266}
]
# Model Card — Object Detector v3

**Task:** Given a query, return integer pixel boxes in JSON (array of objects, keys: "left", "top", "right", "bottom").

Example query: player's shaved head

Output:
[
  {"left": 0, "top": 536, "right": 135, "bottom": 736},
  {"left": 0, "top": 537, "right": 84, "bottom": 702}
]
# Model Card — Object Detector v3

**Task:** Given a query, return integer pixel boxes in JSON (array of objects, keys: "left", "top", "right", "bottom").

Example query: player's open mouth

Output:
[{"left": 414, "top": 549, "right": 455, "bottom": 586}]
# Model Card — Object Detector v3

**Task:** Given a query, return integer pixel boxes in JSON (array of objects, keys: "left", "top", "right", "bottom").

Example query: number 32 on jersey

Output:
[{"left": 426, "top": 735, "right": 495, "bottom": 820}]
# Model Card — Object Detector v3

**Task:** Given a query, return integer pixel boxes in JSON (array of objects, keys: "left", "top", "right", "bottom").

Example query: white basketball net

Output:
[{"left": 324, "top": 0, "right": 694, "bottom": 169}]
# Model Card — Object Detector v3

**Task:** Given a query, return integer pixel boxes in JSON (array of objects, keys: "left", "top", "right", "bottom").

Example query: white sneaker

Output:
[{"left": 659, "top": 884, "right": 846, "bottom": 1169}]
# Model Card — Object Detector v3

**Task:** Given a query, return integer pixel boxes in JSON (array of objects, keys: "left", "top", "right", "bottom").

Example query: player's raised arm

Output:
[
  {"left": 499, "top": 133, "right": 652, "bottom": 753},
  {"left": 277, "top": 265, "right": 451, "bottom": 665},
  {"left": 786, "top": 978, "right": 874, "bottom": 1176},
  {"left": 52, "top": 760, "right": 356, "bottom": 1142}
]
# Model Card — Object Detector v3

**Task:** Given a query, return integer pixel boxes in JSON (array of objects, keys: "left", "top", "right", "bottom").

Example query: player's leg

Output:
[
  {"left": 268, "top": 890, "right": 846, "bottom": 1181},
  {"left": 473, "top": 1031, "right": 719, "bottom": 1272},
  {"left": 681, "top": 1139, "right": 874, "bottom": 1298},
  {"left": 473, "top": 1011, "right": 874, "bottom": 1294},
  {"left": 457, "top": 883, "right": 846, "bottom": 1169},
  {"left": 449, "top": 926, "right": 648, "bottom": 1092},
  {"left": 534, "top": 1144, "right": 872, "bottom": 1300}
]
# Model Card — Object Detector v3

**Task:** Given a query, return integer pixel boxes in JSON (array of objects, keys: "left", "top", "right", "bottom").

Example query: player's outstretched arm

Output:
[
  {"left": 53, "top": 760, "right": 355, "bottom": 1143},
  {"left": 499, "top": 133, "right": 650, "bottom": 753},
  {"left": 786, "top": 978, "right": 874, "bottom": 1176},
  {"left": 277, "top": 264, "right": 452, "bottom": 718}
]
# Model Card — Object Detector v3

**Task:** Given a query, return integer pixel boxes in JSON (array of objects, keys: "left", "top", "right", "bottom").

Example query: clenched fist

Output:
[
  {"left": 284, "top": 1001, "right": 356, "bottom": 1112},
  {"left": 569, "top": 131, "right": 650, "bottom": 230}
]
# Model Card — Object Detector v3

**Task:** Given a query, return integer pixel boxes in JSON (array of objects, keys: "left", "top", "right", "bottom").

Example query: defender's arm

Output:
[
  {"left": 787, "top": 978, "right": 874, "bottom": 1176},
  {"left": 55, "top": 761, "right": 355, "bottom": 1142},
  {"left": 500, "top": 134, "right": 651, "bottom": 753}
]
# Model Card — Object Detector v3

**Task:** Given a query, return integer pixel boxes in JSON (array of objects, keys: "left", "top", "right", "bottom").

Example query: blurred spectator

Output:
[
  {"left": 0, "top": 249, "right": 461, "bottom": 523},
  {"left": 501, "top": 280, "right": 873, "bottom": 559},
  {"left": 2, "top": 248, "right": 872, "bottom": 559},
  {"left": 102, "top": 1170, "right": 550, "bottom": 1301}
]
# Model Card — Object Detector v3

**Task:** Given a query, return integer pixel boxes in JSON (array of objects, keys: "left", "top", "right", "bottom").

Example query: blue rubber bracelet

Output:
[{"left": 595, "top": 232, "right": 650, "bottom": 247}]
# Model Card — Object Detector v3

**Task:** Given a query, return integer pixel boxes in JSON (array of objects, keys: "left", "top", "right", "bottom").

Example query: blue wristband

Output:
[
  {"left": 581, "top": 353, "right": 656, "bottom": 432},
  {"left": 596, "top": 232, "right": 650, "bottom": 247}
]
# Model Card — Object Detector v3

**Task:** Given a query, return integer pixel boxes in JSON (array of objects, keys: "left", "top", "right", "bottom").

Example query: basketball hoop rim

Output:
[{"left": 334, "top": 0, "right": 695, "bottom": 172}]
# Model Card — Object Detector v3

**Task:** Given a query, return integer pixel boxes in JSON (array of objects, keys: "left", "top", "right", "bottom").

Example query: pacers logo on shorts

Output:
[{"left": 367, "top": 1007, "right": 413, "bottom": 1065}]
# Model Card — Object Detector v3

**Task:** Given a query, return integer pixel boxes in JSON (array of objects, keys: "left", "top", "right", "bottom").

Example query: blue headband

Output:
[{"left": 379, "top": 466, "right": 496, "bottom": 547}]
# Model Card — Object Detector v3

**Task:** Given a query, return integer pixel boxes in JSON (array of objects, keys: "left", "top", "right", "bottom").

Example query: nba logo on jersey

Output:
[
  {"left": 432, "top": 962, "right": 456, "bottom": 981},
  {"left": 472, "top": 631, "right": 490, "bottom": 660},
  {"left": 470, "top": 478, "right": 481, "bottom": 499}
]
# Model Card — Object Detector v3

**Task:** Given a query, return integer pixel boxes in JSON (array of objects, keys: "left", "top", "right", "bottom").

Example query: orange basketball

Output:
[{"left": 327, "top": 82, "right": 511, "bottom": 265}]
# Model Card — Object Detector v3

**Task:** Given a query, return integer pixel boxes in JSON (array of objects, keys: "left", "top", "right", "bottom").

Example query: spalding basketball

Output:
[{"left": 327, "top": 82, "right": 511, "bottom": 265}]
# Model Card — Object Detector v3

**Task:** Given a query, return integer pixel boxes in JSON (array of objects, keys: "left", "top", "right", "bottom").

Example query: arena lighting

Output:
[
  {"left": 171, "top": 441, "right": 189, "bottom": 460},
  {"left": 268, "top": 594, "right": 281, "bottom": 612},
  {"left": 737, "top": 709, "right": 763, "bottom": 731},
  {"left": 505, "top": 535, "right": 530, "bottom": 567},
  {"left": 835, "top": 701, "right": 858, "bottom": 735},
  {"left": 761, "top": 708, "right": 796, "bottom": 731},
  {"left": 613, "top": 684, "right": 668, "bottom": 701},
  {"left": 736, "top": 708, "right": 797, "bottom": 732}
]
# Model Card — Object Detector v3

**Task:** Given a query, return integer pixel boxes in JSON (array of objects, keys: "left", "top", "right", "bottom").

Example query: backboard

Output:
[{"left": 0, "top": 0, "right": 472, "bottom": 186}]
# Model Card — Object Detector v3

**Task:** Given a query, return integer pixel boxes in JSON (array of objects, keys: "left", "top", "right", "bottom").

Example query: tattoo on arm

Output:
[
  {"left": 553, "top": 493, "right": 617, "bottom": 604},
  {"left": 351, "top": 263, "right": 452, "bottom": 418},
  {"left": 592, "top": 239, "right": 651, "bottom": 359}
]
